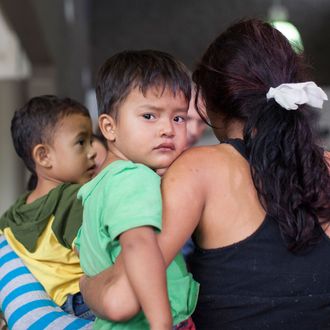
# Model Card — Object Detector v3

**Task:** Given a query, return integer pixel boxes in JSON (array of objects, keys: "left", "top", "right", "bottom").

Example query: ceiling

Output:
[
  {"left": 91, "top": 0, "right": 330, "bottom": 85},
  {"left": 1, "top": 0, "right": 330, "bottom": 98}
]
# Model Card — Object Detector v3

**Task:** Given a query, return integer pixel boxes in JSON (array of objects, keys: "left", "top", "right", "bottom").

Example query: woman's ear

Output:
[
  {"left": 32, "top": 144, "right": 52, "bottom": 168},
  {"left": 99, "top": 114, "right": 116, "bottom": 142}
]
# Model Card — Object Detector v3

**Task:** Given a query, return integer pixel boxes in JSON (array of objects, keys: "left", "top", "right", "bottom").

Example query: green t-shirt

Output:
[{"left": 76, "top": 160, "right": 199, "bottom": 329}]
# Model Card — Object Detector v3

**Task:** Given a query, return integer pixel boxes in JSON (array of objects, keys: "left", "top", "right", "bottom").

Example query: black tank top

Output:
[{"left": 190, "top": 139, "right": 330, "bottom": 330}]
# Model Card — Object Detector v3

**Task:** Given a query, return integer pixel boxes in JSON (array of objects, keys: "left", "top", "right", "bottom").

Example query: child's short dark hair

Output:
[
  {"left": 96, "top": 50, "right": 191, "bottom": 116},
  {"left": 11, "top": 95, "right": 90, "bottom": 174}
]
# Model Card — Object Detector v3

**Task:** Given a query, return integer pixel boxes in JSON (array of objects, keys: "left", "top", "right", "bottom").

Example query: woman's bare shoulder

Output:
[
  {"left": 165, "top": 144, "right": 234, "bottom": 180},
  {"left": 176, "top": 143, "right": 240, "bottom": 164}
]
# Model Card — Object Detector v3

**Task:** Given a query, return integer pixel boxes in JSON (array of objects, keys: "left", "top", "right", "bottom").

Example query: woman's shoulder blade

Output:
[{"left": 166, "top": 144, "right": 235, "bottom": 184}]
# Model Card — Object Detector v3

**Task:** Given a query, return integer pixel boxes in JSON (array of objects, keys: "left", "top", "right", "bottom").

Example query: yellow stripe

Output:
[{"left": 3, "top": 216, "right": 83, "bottom": 306}]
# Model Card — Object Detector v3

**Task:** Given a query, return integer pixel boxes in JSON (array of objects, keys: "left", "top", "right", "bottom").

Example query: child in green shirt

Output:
[{"left": 76, "top": 50, "right": 199, "bottom": 329}]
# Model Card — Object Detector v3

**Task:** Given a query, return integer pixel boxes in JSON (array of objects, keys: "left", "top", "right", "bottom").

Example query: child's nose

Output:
[
  {"left": 88, "top": 145, "right": 97, "bottom": 159},
  {"left": 160, "top": 120, "right": 174, "bottom": 137}
]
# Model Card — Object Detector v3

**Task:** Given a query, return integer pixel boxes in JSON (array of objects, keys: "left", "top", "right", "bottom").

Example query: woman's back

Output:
[
  {"left": 187, "top": 140, "right": 330, "bottom": 329},
  {"left": 192, "top": 140, "right": 265, "bottom": 251},
  {"left": 160, "top": 18, "right": 330, "bottom": 329}
]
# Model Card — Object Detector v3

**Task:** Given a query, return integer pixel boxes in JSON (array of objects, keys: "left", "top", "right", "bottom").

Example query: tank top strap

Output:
[{"left": 223, "top": 138, "right": 247, "bottom": 160}]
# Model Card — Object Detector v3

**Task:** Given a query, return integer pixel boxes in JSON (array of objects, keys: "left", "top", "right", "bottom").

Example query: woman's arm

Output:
[
  {"left": 79, "top": 259, "right": 139, "bottom": 321},
  {"left": 79, "top": 255, "right": 139, "bottom": 321},
  {"left": 158, "top": 150, "right": 206, "bottom": 266}
]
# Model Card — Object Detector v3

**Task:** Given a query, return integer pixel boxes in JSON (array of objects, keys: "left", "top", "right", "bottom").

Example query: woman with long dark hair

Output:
[
  {"left": 158, "top": 18, "right": 330, "bottom": 329},
  {"left": 79, "top": 18, "right": 330, "bottom": 329}
]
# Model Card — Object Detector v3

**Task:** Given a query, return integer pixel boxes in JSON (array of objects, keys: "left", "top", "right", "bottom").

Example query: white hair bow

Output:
[{"left": 266, "top": 81, "right": 328, "bottom": 110}]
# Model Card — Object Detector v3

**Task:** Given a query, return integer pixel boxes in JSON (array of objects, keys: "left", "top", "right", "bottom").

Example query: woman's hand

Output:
[{"left": 79, "top": 255, "right": 140, "bottom": 321}]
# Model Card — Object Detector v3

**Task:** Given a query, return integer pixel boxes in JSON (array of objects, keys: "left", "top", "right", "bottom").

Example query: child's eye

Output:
[
  {"left": 173, "top": 115, "right": 186, "bottom": 123},
  {"left": 77, "top": 138, "right": 85, "bottom": 146},
  {"left": 142, "top": 113, "right": 155, "bottom": 120}
]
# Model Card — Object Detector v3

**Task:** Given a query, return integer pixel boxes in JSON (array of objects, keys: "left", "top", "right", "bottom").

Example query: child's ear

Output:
[
  {"left": 32, "top": 144, "right": 52, "bottom": 168},
  {"left": 99, "top": 114, "right": 116, "bottom": 141}
]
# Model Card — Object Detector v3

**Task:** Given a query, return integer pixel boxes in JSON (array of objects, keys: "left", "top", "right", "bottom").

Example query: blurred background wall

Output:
[{"left": 0, "top": 0, "right": 329, "bottom": 214}]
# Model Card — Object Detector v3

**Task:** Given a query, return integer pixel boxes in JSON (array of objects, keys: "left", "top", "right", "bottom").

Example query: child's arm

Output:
[
  {"left": 80, "top": 227, "right": 173, "bottom": 328},
  {"left": 119, "top": 226, "right": 172, "bottom": 330}
]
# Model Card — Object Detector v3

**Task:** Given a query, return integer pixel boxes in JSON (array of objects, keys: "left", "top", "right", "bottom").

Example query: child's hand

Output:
[
  {"left": 73, "top": 246, "right": 80, "bottom": 257},
  {"left": 149, "top": 322, "right": 172, "bottom": 330}
]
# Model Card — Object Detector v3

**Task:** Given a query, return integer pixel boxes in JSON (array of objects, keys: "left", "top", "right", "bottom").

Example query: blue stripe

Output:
[
  {"left": 28, "top": 311, "right": 70, "bottom": 330},
  {"left": 0, "top": 266, "right": 30, "bottom": 290},
  {"left": 0, "top": 251, "right": 18, "bottom": 265},
  {"left": 0, "top": 239, "right": 8, "bottom": 249},
  {"left": 2, "top": 282, "right": 45, "bottom": 312},
  {"left": 8, "top": 300, "right": 56, "bottom": 329},
  {"left": 64, "top": 317, "right": 92, "bottom": 329}
]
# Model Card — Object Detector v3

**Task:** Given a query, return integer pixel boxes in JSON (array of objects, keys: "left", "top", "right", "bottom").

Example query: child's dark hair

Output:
[
  {"left": 193, "top": 18, "right": 330, "bottom": 253},
  {"left": 11, "top": 95, "right": 90, "bottom": 178},
  {"left": 96, "top": 49, "right": 191, "bottom": 116},
  {"left": 27, "top": 173, "right": 38, "bottom": 191}
]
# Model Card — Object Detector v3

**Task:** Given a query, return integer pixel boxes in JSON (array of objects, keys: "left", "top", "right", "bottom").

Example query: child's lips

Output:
[
  {"left": 87, "top": 164, "right": 96, "bottom": 173},
  {"left": 154, "top": 143, "right": 175, "bottom": 151}
]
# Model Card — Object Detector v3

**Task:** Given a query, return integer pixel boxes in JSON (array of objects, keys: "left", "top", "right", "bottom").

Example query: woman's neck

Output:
[{"left": 226, "top": 120, "right": 244, "bottom": 140}]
